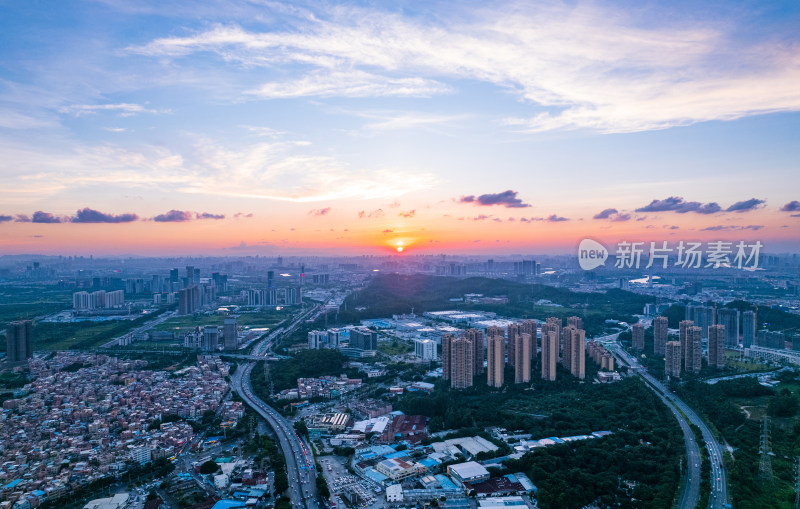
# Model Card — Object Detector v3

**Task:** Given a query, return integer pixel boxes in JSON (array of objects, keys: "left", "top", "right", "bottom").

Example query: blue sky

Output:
[{"left": 0, "top": 0, "right": 798, "bottom": 255}]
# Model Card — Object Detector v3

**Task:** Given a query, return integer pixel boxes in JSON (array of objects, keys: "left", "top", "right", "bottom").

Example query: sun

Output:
[{"left": 396, "top": 246, "right": 404, "bottom": 253}]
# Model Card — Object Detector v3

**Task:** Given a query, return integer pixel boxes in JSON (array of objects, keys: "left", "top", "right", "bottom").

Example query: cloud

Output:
[
  {"left": 129, "top": 4, "right": 800, "bottom": 133},
  {"left": 398, "top": 210, "right": 415, "bottom": 218},
  {"left": 611, "top": 213, "right": 632, "bottom": 222},
  {"left": 60, "top": 103, "right": 167, "bottom": 117},
  {"left": 546, "top": 214, "right": 569, "bottom": 222},
  {"left": 196, "top": 212, "right": 225, "bottom": 220},
  {"left": 635, "top": 197, "right": 721, "bottom": 214},
  {"left": 781, "top": 201, "right": 800, "bottom": 212},
  {"left": 725, "top": 198, "right": 765, "bottom": 213},
  {"left": 15, "top": 215, "right": 30, "bottom": 222},
  {"left": 234, "top": 212, "right": 254, "bottom": 218},
  {"left": 382, "top": 229, "right": 393, "bottom": 233},
  {"left": 31, "top": 211, "right": 63, "bottom": 223},
  {"left": 701, "top": 224, "right": 764, "bottom": 231},
  {"left": 72, "top": 207, "right": 138, "bottom": 223},
  {"left": 459, "top": 190, "right": 530, "bottom": 208},
  {"left": 358, "top": 209, "right": 385, "bottom": 219},
  {"left": 0, "top": 215, "right": 12, "bottom": 223},
  {"left": 308, "top": 207, "right": 331, "bottom": 216},
  {"left": 593, "top": 208, "right": 618, "bottom": 219},
  {"left": 153, "top": 210, "right": 193, "bottom": 222}
]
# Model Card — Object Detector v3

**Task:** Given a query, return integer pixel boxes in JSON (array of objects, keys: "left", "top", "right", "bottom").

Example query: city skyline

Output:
[{"left": 1, "top": 0, "right": 799, "bottom": 256}]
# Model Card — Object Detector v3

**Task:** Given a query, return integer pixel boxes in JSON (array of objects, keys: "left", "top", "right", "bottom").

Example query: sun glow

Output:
[{"left": 396, "top": 246, "right": 404, "bottom": 252}]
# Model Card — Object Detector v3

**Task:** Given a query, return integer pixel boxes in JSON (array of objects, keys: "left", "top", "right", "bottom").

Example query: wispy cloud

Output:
[
  {"left": 701, "top": 224, "right": 764, "bottom": 231},
  {"left": 130, "top": 4, "right": 800, "bottom": 133},
  {"left": 60, "top": 103, "right": 167, "bottom": 117},
  {"left": 152, "top": 210, "right": 193, "bottom": 222},
  {"left": 196, "top": 212, "right": 225, "bottom": 220},
  {"left": 460, "top": 190, "right": 530, "bottom": 208},
  {"left": 398, "top": 210, "right": 415, "bottom": 218},
  {"left": 309, "top": 207, "right": 331, "bottom": 216},
  {"left": 636, "top": 197, "right": 722, "bottom": 214}
]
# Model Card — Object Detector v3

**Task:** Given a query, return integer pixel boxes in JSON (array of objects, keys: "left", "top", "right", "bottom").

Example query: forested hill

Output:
[{"left": 338, "top": 274, "right": 652, "bottom": 335}]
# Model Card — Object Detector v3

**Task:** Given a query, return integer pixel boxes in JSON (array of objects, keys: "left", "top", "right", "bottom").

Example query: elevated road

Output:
[{"left": 231, "top": 304, "right": 324, "bottom": 509}]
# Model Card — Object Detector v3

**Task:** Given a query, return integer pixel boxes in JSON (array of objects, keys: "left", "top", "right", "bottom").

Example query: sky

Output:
[{"left": 1, "top": 0, "right": 799, "bottom": 256}]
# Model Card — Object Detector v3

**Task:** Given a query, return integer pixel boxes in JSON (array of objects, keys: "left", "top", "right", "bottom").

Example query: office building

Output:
[
  {"left": 350, "top": 327, "right": 378, "bottom": 351},
  {"left": 487, "top": 331, "right": 504, "bottom": 388},
  {"left": 653, "top": 316, "right": 669, "bottom": 356},
  {"left": 685, "top": 326, "right": 702, "bottom": 374},
  {"left": 465, "top": 328, "right": 485, "bottom": 374},
  {"left": 632, "top": 323, "right": 645, "bottom": 351},
  {"left": 327, "top": 329, "right": 341, "bottom": 348},
  {"left": 6, "top": 320, "right": 33, "bottom": 363},
  {"left": 414, "top": 339, "right": 437, "bottom": 361},
  {"left": 541, "top": 328, "right": 558, "bottom": 381},
  {"left": 223, "top": 317, "right": 237, "bottom": 350},
  {"left": 308, "top": 330, "right": 327, "bottom": 350},
  {"left": 665, "top": 341, "right": 682, "bottom": 377},
  {"left": 717, "top": 308, "right": 740, "bottom": 347},
  {"left": 515, "top": 333, "right": 532, "bottom": 383},
  {"left": 708, "top": 324, "right": 726, "bottom": 369},
  {"left": 450, "top": 336, "right": 474, "bottom": 389},
  {"left": 743, "top": 310, "right": 757, "bottom": 348},
  {"left": 202, "top": 326, "right": 219, "bottom": 351}
]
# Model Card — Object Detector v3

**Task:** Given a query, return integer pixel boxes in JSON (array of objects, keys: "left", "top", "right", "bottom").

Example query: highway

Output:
[
  {"left": 231, "top": 304, "right": 324, "bottom": 509},
  {"left": 607, "top": 341, "right": 729, "bottom": 508}
]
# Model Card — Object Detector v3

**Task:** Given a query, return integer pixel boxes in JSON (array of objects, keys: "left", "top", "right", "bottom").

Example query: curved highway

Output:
[
  {"left": 231, "top": 305, "right": 324, "bottom": 509},
  {"left": 607, "top": 341, "right": 729, "bottom": 508}
]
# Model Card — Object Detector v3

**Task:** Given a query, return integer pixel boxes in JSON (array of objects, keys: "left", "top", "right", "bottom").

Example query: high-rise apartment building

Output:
[
  {"left": 686, "top": 304, "right": 715, "bottom": 338},
  {"left": 708, "top": 324, "right": 726, "bottom": 369},
  {"left": 487, "top": 333, "right": 504, "bottom": 388},
  {"left": 506, "top": 323, "right": 520, "bottom": 367},
  {"left": 450, "top": 336, "right": 474, "bottom": 390},
  {"left": 521, "top": 320, "right": 537, "bottom": 359},
  {"left": 685, "top": 326, "right": 702, "bottom": 374},
  {"left": 202, "top": 326, "right": 219, "bottom": 351},
  {"left": 717, "top": 308, "right": 740, "bottom": 347},
  {"left": 465, "top": 328, "right": 485, "bottom": 374},
  {"left": 541, "top": 328, "right": 558, "bottom": 381},
  {"left": 486, "top": 325, "right": 505, "bottom": 364},
  {"left": 567, "top": 316, "right": 583, "bottom": 330},
  {"left": 653, "top": 316, "right": 669, "bottom": 356},
  {"left": 308, "top": 330, "right": 326, "bottom": 350},
  {"left": 665, "top": 341, "right": 682, "bottom": 378},
  {"left": 632, "top": 323, "right": 645, "bottom": 351},
  {"left": 442, "top": 333, "right": 454, "bottom": 382},
  {"left": 6, "top": 320, "right": 33, "bottom": 363},
  {"left": 565, "top": 327, "right": 586, "bottom": 379},
  {"left": 679, "top": 320, "right": 694, "bottom": 363},
  {"left": 742, "top": 310, "right": 756, "bottom": 348},
  {"left": 515, "top": 333, "right": 532, "bottom": 383}
]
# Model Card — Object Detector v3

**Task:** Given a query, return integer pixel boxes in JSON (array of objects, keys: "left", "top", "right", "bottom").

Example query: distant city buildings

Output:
[{"left": 72, "top": 290, "right": 125, "bottom": 311}]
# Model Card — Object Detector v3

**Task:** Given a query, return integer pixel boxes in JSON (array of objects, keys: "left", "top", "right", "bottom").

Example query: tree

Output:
[
  {"left": 199, "top": 460, "right": 219, "bottom": 475},
  {"left": 294, "top": 419, "right": 308, "bottom": 437}
]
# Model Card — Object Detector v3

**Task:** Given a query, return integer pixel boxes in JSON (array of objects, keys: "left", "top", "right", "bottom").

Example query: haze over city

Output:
[{"left": 1, "top": 0, "right": 799, "bottom": 256}]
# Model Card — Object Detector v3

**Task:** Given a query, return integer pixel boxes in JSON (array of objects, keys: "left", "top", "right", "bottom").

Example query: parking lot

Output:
[{"left": 319, "top": 457, "right": 385, "bottom": 509}]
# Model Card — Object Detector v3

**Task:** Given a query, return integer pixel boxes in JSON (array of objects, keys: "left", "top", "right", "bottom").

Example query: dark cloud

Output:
[
  {"left": 32, "top": 211, "right": 63, "bottom": 223},
  {"left": 635, "top": 196, "right": 721, "bottom": 214},
  {"left": 593, "top": 208, "right": 618, "bottom": 219},
  {"left": 308, "top": 207, "right": 331, "bottom": 216},
  {"left": 781, "top": 201, "right": 800, "bottom": 212},
  {"left": 153, "top": 210, "right": 193, "bottom": 222},
  {"left": 72, "top": 207, "right": 138, "bottom": 223},
  {"left": 398, "top": 210, "right": 415, "bottom": 218},
  {"left": 701, "top": 224, "right": 764, "bottom": 231},
  {"left": 726, "top": 198, "right": 765, "bottom": 213},
  {"left": 0, "top": 215, "right": 12, "bottom": 223},
  {"left": 546, "top": 214, "right": 569, "bottom": 222},
  {"left": 196, "top": 212, "right": 225, "bottom": 220},
  {"left": 459, "top": 190, "right": 531, "bottom": 208}
]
